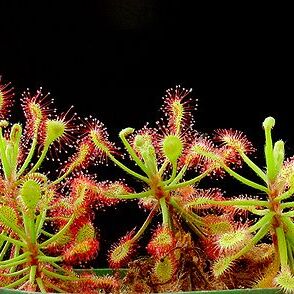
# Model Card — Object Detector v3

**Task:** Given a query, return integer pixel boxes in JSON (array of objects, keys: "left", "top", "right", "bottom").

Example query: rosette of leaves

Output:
[
  {"left": 84, "top": 86, "right": 236, "bottom": 286},
  {"left": 192, "top": 116, "right": 294, "bottom": 293},
  {"left": 0, "top": 77, "right": 118, "bottom": 293}
]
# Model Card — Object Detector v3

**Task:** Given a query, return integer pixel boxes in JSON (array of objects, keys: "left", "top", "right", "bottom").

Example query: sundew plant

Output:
[
  {"left": 192, "top": 116, "right": 294, "bottom": 293},
  {"left": 0, "top": 77, "right": 119, "bottom": 293},
  {"left": 2, "top": 75, "right": 293, "bottom": 294},
  {"left": 85, "top": 86, "right": 238, "bottom": 285}
]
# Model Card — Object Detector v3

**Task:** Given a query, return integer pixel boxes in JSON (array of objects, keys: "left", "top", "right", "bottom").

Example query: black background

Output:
[{"left": 0, "top": 1, "right": 293, "bottom": 267}]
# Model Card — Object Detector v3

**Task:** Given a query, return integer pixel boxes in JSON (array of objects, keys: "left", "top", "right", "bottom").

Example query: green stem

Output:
[
  {"left": 264, "top": 124, "right": 275, "bottom": 181},
  {"left": 141, "top": 149, "right": 158, "bottom": 177},
  {"left": 119, "top": 129, "right": 148, "bottom": 173},
  {"left": 222, "top": 199, "right": 269, "bottom": 207},
  {"left": 0, "top": 267, "right": 29, "bottom": 277},
  {"left": 29, "top": 265, "right": 37, "bottom": 284},
  {"left": 41, "top": 230, "right": 54, "bottom": 237},
  {"left": 159, "top": 160, "right": 169, "bottom": 177},
  {"left": 35, "top": 208, "right": 48, "bottom": 238},
  {"left": 248, "top": 212, "right": 274, "bottom": 233},
  {"left": 49, "top": 168, "right": 73, "bottom": 186},
  {"left": 37, "top": 255, "right": 62, "bottom": 263},
  {"left": 164, "top": 162, "right": 177, "bottom": 185},
  {"left": 0, "top": 257, "right": 28, "bottom": 270},
  {"left": 44, "top": 280, "right": 67, "bottom": 293},
  {"left": 22, "top": 211, "right": 36, "bottom": 243},
  {"left": 42, "top": 268, "right": 79, "bottom": 281},
  {"left": 45, "top": 216, "right": 70, "bottom": 221},
  {"left": 36, "top": 277, "right": 47, "bottom": 293},
  {"left": 9, "top": 245, "right": 20, "bottom": 273},
  {"left": 132, "top": 205, "right": 157, "bottom": 241},
  {"left": 0, "top": 251, "right": 29, "bottom": 265},
  {"left": 51, "top": 262, "right": 77, "bottom": 276},
  {"left": 166, "top": 169, "right": 210, "bottom": 190},
  {"left": 170, "top": 197, "right": 205, "bottom": 236},
  {"left": 281, "top": 202, "right": 294, "bottom": 209},
  {"left": 108, "top": 153, "right": 149, "bottom": 183},
  {"left": 0, "top": 233, "right": 25, "bottom": 247},
  {"left": 29, "top": 143, "right": 50, "bottom": 173},
  {"left": 222, "top": 165, "right": 269, "bottom": 192},
  {"left": 106, "top": 189, "right": 152, "bottom": 200},
  {"left": 17, "top": 121, "right": 40, "bottom": 177},
  {"left": 276, "top": 187, "right": 294, "bottom": 201},
  {"left": 247, "top": 208, "right": 270, "bottom": 216},
  {"left": 187, "top": 198, "right": 269, "bottom": 208},
  {"left": 169, "top": 163, "right": 188, "bottom": 185},
  {"left": 170, "top": 197, "right": 203, "bottom": 225},
  {"left": 287, "top": 233, "right": 294, "bottom": 250},
  {"left": 286, "top": 240, "right": 294, "bottom": 271},
  {"left": 192, "top": 147, "right": 267, "bottom": 191},
  {"left": 232, "top": 222, "right": 271, "bottom": 260},
  {"left": 276, "top": 226, "right": 288, "bottom": 270},
  {"left": 0, "top": 128, "right": 10, "bottom": 179},
  {"left": 287, "top": 235, "right": 294, "bottom": 271},
  {"left": 7, "top": 140, "right": 19, "bottom": 179},
  {"left": 159, "top": 197, "right": 170, "bottom": 227},
  {"left": 4, "top": 274, "right": 29, "bottom": 289},
  {"left": 239, "top": 151, "right": 267, "bottom": 183},
  {"left": 22, "top": 213, "right": 30, "bottom": 239},
  {"left": 39, "top": 214, "right": 75, "bottom": 248},
  {"left": 186, "top": 220, "right": 206, "bottom": 237},
  {"left": 190, "top": 211, "right": 205, "bottom": 224},
  {"left": 281, "top": 217, "right": 294, "bottom": 240},
  {"left": 283, "top": 211, "right": 294, "bottom": 217},
  {"left": 0, "top": 238, "right": 10, "bottom": 261}
]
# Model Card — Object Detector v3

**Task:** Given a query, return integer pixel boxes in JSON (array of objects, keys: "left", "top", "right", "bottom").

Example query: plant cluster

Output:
[
  {"left": 1, "top": 76, "right": 294, "bottom": 294},
  {"left": 92, "top": 86, "right": 239, "bottom": 290},
  {"left": 192, "top": 117, "right": 294, "bottom": 292},
  {"left": 0, "top": 77, "right": 119, "bottom": 293}
]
